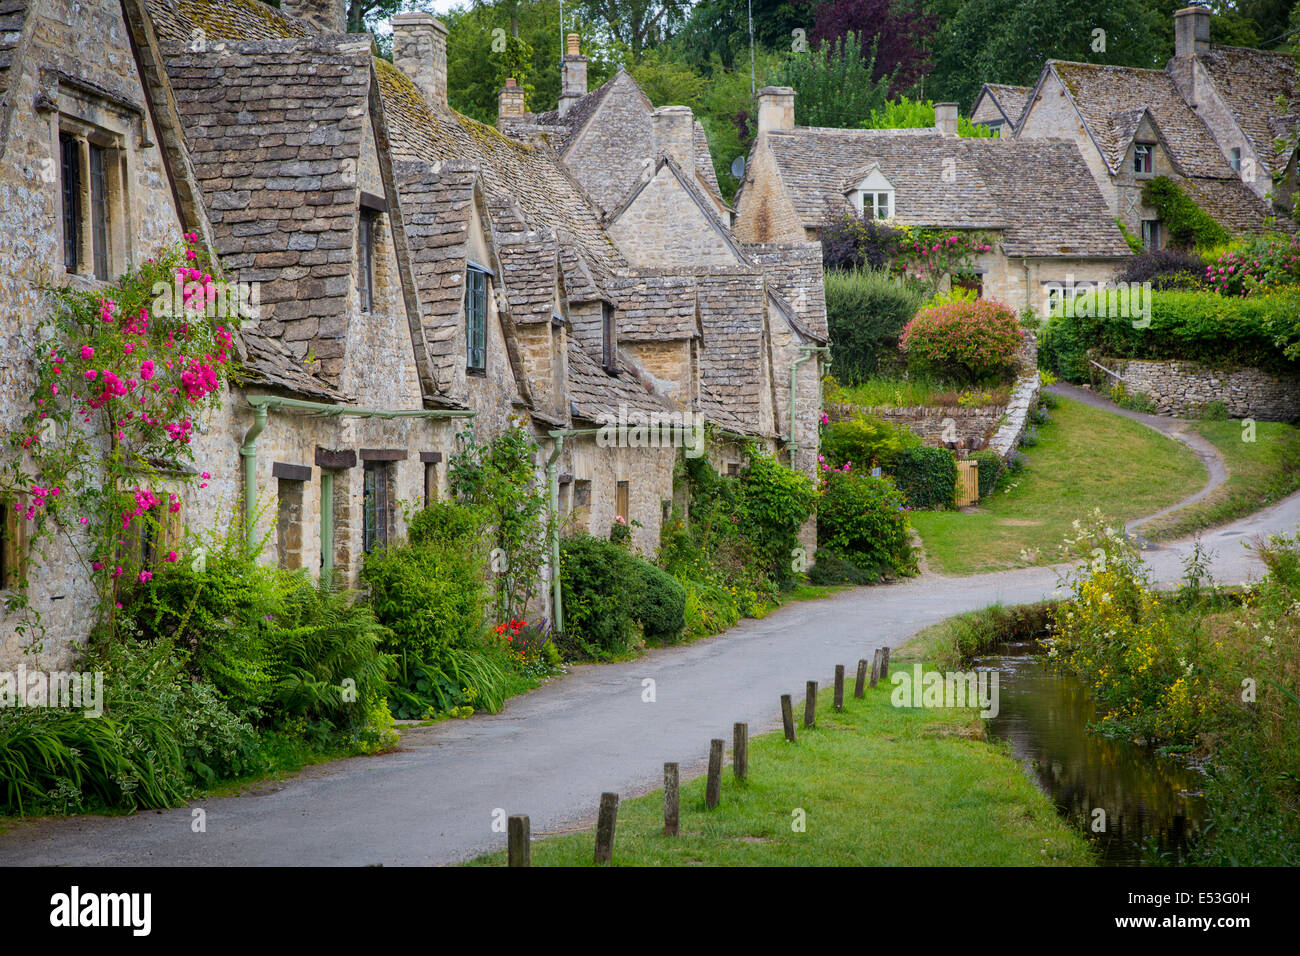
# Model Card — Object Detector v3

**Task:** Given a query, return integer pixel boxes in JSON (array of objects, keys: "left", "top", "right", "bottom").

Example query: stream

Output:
[{"left": 976, "top": 641, "right": 1206, "bottom": 866}]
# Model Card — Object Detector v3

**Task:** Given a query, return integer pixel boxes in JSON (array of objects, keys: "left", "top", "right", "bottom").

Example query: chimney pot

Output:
[
  {"left": 392, "top": 12, "right": 449, "bottom": 111},
  {"left": 756, "top": 86, "right": 795, "bottom": 134},
  {"left": 566, "top": 33, "right": 580, "bottom": 57},
  {"left": 1174, "top": 5, "right": 1211, "bottom": 56}
]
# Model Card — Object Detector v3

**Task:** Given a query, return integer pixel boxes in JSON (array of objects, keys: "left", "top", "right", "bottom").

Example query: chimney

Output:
[
  {"left": 392, "top": 12, "right": 449, "bottom": 111},
  {"left": 1174, "top": 5, "right": 1211, "bottom": 56},
  {"left": 498, "top": 77, "right": 526, "bottom": 125},
  {"left": 558, "top": 33, "right": 588, "bottom": 118},
  {"left": 282, "top": 0, "right": 347, "bottom": 34},
  {"left": 756, "top": 86, "right": 795, "bottom": 134},
  {"left": 934, "top": 102, "right": 959, "bottom": 137},
  {"left": 653, "top": 106, "right": 695, "bottom": 171}
]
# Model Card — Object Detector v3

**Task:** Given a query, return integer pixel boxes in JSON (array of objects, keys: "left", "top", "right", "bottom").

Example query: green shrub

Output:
[
  {"left": 362, "top": 540, "right": 488, "bottom": 679},
  {"left": 824, "top": 267, "right": 925, "bottom": 383},
  {"left": 1140, "top": 177, "right": 1230, "bottom": 250},
  {"left": 807, "top": 552, "right": 888, "bottom": 585},
  {"left": 820, "top": 414, "right": 920, "bottom": 470},
  {"left": 970, "top": 450, "right": 1003, "bottom": 498},
  {"left": 408, "top": 500, "right": 485, "bottom": 549},
  {"left": 815, "top": 470, "right": 914, "bottom": 577},
  {"left": 900, "top": 298, "right": 1025, "bottom": 382},
  {"left": 633, "top": 560, "right": 687, "bottom": 644},
  {"left": 738, "top": 451, "right": 817, "bottom": 588},
  {"left": 559, "top": 533, "right": 641, "bottom": 657},
  {"left": 889, "top": 446, "right": 957, "bottom": 509}
]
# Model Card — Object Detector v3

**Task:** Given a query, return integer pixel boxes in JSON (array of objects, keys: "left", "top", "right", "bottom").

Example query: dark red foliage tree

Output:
[{"left": 799, "top": 0, "right": 937, "bottom": 95}]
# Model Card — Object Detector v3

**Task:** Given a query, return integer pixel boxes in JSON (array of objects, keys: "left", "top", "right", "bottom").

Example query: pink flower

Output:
[
  {"left": 139, "top": 570, "right": 153, "bottom": 583},
  {"left": 165, "top": 551, "right": 178, "bottom": 562},
  {"left": 201, "top": 472, "right": 211, "bottom": 480},
  {"left": 81, "top": 345, "right": 94, "bottom": 360},
  {"left": 93, "top": 562, "right": 103, "bottom": 571},
  {"left": 85, "top": 369, "right": 97, "bottom": 380},
  {"left": 112, "top": 566, "right": 123, "bottom": 579}
]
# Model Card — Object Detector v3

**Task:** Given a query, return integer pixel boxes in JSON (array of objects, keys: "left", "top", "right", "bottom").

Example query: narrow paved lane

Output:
[{"left": 3, "top": 486, "right": 1296, "bottom": 866}]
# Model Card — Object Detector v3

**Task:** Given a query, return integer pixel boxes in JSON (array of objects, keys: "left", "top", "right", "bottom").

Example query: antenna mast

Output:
[{"left": 749, "top": 0, "right": 755, "bottom": 95}]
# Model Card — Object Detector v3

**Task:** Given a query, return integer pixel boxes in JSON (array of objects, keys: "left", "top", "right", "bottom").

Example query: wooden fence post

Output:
[
  {"left": 834, "top": 664, "right": 845, "bottom": 711},
  {"left": 507, "top": 814, "right": 530, "bottom": 867},
  {"left": 781, "top": 694, "right": 796, "bottom": 743},
  {"left": 854, "top": 658, "right": 868, "bottom": 698},
  {"left": 706, "top": 738, "right": 724, "bottom": 809},
  {"left": 664, "top": 763, "right": 679, "bottom": 836},
  {"left": 869, "top": 647, "right": 883, "bottom": 688},
  {"left": 733, "top": 722, "right": 749, "bottom": 781},
  {"left": 880, "top": 646, "right": 891, "bottom": 681},
  {"left": 804, "top": 680, "right": 817, "bottom": 729},
  {"left": 594, "top": 792, "right": 619, "bottom": 864}
]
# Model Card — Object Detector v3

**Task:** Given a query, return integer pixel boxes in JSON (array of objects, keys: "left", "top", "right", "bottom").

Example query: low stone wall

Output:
[
  {"left": 828, "top": 402, "right": 1005, "bottom": 449},
  {"left": 1091, "top": 355, "right": 1300, "bottom": 421},
  {"left": 988, "top": 372, "right": 1042, "bottom": 459}
]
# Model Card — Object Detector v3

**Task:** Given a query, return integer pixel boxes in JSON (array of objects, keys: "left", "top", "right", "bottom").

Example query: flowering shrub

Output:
[
  {"left": 899, "top": 298, "right": 1024, "bottom": 382},
  {"left": 815, "top": 470, "right": 914, "bottom": 580},
  {"left": 4, "top": 236, "right": 234, "bottom": 631},
  {"left": 492, "top": 618, "right": 561, "bottom": 677},
  {"left": 893, "top": 228, "right": 994, "bottom": 294},
  {"left": 1205, "top": 233, "right": 1300, "bottom": 297}
]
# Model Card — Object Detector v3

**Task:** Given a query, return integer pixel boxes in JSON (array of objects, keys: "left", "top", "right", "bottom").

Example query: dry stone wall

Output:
[{"left": 1093, "top": 356, "right": 1300, "bottom": 421}]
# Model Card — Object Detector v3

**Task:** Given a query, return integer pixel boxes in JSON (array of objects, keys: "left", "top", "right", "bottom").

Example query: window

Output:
[
  {"left": 866, "top": 192, "right": 891, "bottom": 219},
  {"left": 358, "top": 210, "right": 376, "bottom": 313},
  {"left": 1229, "top": 147, "right": 1242, "bottom": 172},
  {"left": 89, "top": 145, "right": 109, "bottom": 281},
  {"left": 363, "top": 462, "right": 393, "bottom": 554},
  {"left": 466, "top": 265, "right": 489, "bottom": 373},
  {"left": 424, "top": 462, "right": 438, "bottom": 508},
  {"left": 573, "top": 479, "right": 591, "bottom": 512},
  {"left": 602, "top": 301, "right": 617, "bottom": 373},
  {"left": 60, "top": 134, "right": 81, "bottom": 273},
  {"left": 277, "top": 478, "right": 304, "bottom": 570},
  {"left": 615, "top": 480, "right": 630, "bottom": 522},
  {"left": 1134, "top": 143, "right": 1154, "bottom": 175},
  {"left": 1, "top": 498, "right": 27, "bottom": 589},
  {"left": 1141, "top": 219, "right": 1162, "bottom": 250}
]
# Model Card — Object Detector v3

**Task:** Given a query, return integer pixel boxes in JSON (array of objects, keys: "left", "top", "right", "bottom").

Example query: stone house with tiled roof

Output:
[
  {"left": 1013, "top": 5, "right": 1296, "bottom": 244},
  {"left": 733, "top": 90, "right": 1132, "bottom": 315},
  {"left": 970, "top": 84, "right": 1031, "bottom": 136},
  {"left": 0, "top": 0, "right": 825, "bottom": 667}
]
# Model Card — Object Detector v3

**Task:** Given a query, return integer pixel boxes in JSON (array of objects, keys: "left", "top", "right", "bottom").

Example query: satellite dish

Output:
[{"left": 730, "top": 154, "right": 746, "bottom": 179}]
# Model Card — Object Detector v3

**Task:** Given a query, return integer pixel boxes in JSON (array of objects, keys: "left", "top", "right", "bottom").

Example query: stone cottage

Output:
[
  {"left": 732, "top": 90, "right": 1132, "bottom": 314},
  {"left": 969, "top": 84, "right": 1031, "bottom": 136},
  {"left": 0, "top": 0, "right": 824, "bottom": 668},
  {"left": 1012, "top": 5, "right": 1297, "bottom": 242}
]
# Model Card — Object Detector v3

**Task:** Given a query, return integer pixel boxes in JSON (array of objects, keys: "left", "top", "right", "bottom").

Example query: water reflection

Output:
[{"left": 978, "top": 642, "right": 1205, "bottom": 866}]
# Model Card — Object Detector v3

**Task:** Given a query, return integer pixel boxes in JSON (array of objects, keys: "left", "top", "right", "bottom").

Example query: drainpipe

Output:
[
  {"left": 788, "top": 345, "right": 831, "bottom": 452},
  {"left": 545, "top": 426, "right": 603, "bottom": 635},
  {"left": 320, "top": 470, "right": 334, "bottom": 585},
  {"left": 240, "top": 403, "right": 268, "bottom": 553}
]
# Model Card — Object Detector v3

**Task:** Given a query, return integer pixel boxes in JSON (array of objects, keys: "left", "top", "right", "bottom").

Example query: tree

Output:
[
  {"left": 799, "top": 0, "right": 937, "bottom": 95},
  {"left": 574, "top": 0, "right": 692, "bottom": 58},
  {"left": 928, "top": 0, "right": 1165, "bottom": 109},
  {"left": 774, "top": 31, "right": 893, "bottom": 128}
]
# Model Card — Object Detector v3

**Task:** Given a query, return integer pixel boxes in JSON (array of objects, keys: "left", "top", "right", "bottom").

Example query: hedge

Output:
[
  {"left": 970, "top": 450, "right": 1003, "bottom": 499},
  {"left": 559, "top": 534, "right": 686, "bottom": 656},
  {"left": 1038, "top": 290, "right": 1300, "bottom": 380},
  {"left": 825, "top": 267, "right": 925, "bottom": 383},
  {"left": 815, "top": 471, "right": 914, "bottom": 577},
  {"left": 889, "top": 446, "right": 957, "bottom": 509}
]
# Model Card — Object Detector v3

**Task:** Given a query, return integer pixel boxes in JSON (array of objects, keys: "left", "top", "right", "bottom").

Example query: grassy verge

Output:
[
  {"left": 465, "top": 679, "right": 1093, "bottom": 866},
  {"left": 908, "top": 396, "right": 1206, "bottom": 575},
  {"left": 1141, "top": 419, "right": 1300, "bottom": 542},
  {"left": 830, "top": 375, "right": 1010, "bottom": 409}
]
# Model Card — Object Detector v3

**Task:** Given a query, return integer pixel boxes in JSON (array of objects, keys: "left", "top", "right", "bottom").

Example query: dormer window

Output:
[
  {"left": 847, "top": 167, "right": 895, "bottom": 221},
  {"left": 1134, "top": 143, "right": 1154, "bottom": 176}
]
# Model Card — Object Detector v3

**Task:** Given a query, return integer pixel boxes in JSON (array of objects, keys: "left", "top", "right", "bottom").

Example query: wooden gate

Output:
[{"left": 956, "top": 460, "right": 980, "bottom": 507}]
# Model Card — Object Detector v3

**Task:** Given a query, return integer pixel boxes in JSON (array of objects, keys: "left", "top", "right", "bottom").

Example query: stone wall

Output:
[
  {"left": 988, "top": 372, "right": 1042, "bottom": 458},
  {"left": 1092, "top": 355, "right": 1300, "bottom": 421},
  {"left": 829, "top": 402, "right": 1005, "bottom": 449}
]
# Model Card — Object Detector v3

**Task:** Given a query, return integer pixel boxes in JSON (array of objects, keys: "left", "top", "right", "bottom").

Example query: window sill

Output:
[{"left": 466, "top": 366, "right": 487, "bottom": 377}]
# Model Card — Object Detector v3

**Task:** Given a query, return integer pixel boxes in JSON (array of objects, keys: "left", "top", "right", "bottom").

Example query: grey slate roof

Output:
[
  {"left": 1193, "top": 45, "right": 1300, "bottom": 178},
  {"left": 566, "top": 337, "right": 671, "bottom": 424},
  {"left": 608, "top": 273, "right": 698, "bottom": 341},
  {"left": 743, "top": 242, "right": 828, "bottom": 342},
  {"left": 160, "top": 34, "right": 372, "bottom": 386},
  {"left": 238, "top": 326, "right": 348, "bottom": 402},
  {"left": 765, "top": 127, "right": 1130, "bottom": 258},
  {"left": 980, "top": 84, "right": 1031, "bottom": 127},
  {"left": 496, "top": 230, "right": 560, "bottom": 326},
  {"left": 1047, "top": 60, "right": 1235, "bottom": 178},
  {"left": 695, "top": 270, "right": 770, "bottom": 436}
]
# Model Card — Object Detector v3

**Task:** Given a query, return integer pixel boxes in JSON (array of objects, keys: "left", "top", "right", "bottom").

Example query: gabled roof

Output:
[
  {"left": 1045, "top": 60, "right": 1236, "bottom": 178},
  {"left": 1191, "top": 44, "right": 1300, "bottom": 178},
  {"left": 763, "top": 127, "right": 1130, "bottom": 258},
  {"left": 495, "top": 229, "right": 561, "bottom": 326},
  {"left": 566, "top": 337, "right": 671, "bottom": 424},
  {"left": 608, "top": 272, "right": 698, "bottom": 341},
  {"left": 160, "top": 34, "right": 373, "bottom": 386},
  {"left": 607, "top": 153, "right": 747, "bottom": 262},
  {"left": 743, "top": 242, "right": 828, "bottom": 342},
  {"left": 974, "top": 84, "right": 1031, "bottom": 127}
]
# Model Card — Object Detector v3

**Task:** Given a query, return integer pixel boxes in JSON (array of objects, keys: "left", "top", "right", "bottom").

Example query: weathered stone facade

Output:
[{"left": 1090, "top": 356, "right": 1300, "bottom": 422}]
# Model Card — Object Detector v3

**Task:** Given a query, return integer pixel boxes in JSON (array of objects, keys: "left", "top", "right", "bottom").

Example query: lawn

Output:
[
  {"left": 908, "top": 396, "right": 1206, "bottom": 575},
  {"left": 1140, "top": 419, "right": 1300, "bottom": 542},
  {"left": 465, "top": 677, "right": 1093, "bottom": 867},
  {"left": 831, "top": 375, "right": 1010, "bottom": 409}
]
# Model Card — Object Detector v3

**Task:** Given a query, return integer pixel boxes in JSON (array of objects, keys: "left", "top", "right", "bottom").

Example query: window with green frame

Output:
[{"left": 466, "top": 265, "right": 488, "bottom": 372}]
